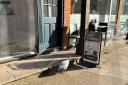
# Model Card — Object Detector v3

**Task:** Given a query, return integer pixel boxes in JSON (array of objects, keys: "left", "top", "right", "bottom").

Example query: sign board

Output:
[{"left": 83, "top": 30, "right": 102, "bottom": 64}]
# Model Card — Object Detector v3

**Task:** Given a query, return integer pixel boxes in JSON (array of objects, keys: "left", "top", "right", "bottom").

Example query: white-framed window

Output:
[
  {"left": 41, "top": 0, "right": 57, "bottom": 17},
  {"left": 123, "top": 0, "right": 128, "bottom": 15},
  {"left": 90, "top": 0, "right": 111, "bottom": 15}
]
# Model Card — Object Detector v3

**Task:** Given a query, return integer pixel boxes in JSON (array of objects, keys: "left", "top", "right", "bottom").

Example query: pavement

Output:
[
  {"left": 0, "top": 59, "right": 52, "bottom": 85},
  {"left": 0, "top": 37, "right": 128, "bottom": 85},
  {"left": 0, "top": 49, "right": 81, "bottom": 85}
]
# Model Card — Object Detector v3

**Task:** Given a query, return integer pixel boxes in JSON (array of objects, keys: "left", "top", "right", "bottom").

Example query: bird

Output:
[
  {"left": 58, "top": 59, "right": 70, "bottom": 72},
  {"left": 49, "top": 59, "right": 70, "bottom": 74},
  {"left": 38, "top": 59, "right": 70, "bottom": 77}
]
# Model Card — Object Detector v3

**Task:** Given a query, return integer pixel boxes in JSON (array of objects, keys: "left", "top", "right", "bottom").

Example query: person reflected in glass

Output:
[{"left": 88, "top": 19, "right": 96, "bottom": 31}]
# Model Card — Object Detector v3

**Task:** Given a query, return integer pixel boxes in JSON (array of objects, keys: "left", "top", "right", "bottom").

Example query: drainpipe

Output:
[{"left": 61, "top": 0, "right": 64, "bottom": 49}]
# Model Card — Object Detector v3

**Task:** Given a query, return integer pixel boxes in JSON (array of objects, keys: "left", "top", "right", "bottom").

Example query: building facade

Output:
[
  {"left": 0, "top": 0, "right": 72, "bottom": 57},
  {"left": 0, "top": 0, "right": 127, "bottom": 57},
  {"left": 0, "top": 0, "right": 36, "bottom": 56},
  {"left": 71, "top": 0, "right": 128, "bottom": 36}
]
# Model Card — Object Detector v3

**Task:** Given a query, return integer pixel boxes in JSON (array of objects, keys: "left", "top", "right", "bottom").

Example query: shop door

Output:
[{"left": 37, "top": 0, "right": 60, "bottom": 53}]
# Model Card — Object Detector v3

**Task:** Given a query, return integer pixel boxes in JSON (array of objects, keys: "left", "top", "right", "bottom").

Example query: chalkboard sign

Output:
[
  {"left": 0, "top": 0, "right": 13, "bottom": 15},
  {"left": 85, "top": 31, "right": 101, "bottom": 42},
  {"left": 84, "top": 31, "right": 101, "bottom": 53},
  {"left": 83, "top": 30, "right": 102, "bottom": 64}
]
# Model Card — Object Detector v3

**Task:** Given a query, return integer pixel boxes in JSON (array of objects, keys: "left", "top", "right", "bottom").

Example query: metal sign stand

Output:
[{"left": 81, "top": 30, "right": 102, "bottom": 67}]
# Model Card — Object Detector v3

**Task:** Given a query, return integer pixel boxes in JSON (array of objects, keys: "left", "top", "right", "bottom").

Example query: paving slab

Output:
[
  {"left": 1, "top": 39, "right": 128, "bottom": 85},
  {"left": 106, "top": 70, "right": 128, "bottom": 81},
  {"left": 0, "top": 70, "right": 15, "bottom": 85},
  {"left": 0, "top": 59, "right": 55, "bottom": 85},
  {"left": 73, "top": 72, "right": 128, "bottom": 85},
  {"left": 0, "top": 52, "right": 81, "bottom": 85}
]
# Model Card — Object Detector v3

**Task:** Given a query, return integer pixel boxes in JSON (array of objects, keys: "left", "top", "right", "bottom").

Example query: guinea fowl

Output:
[
  {"left": 49, "top": 59, "right": 70, "bottom": 74},
  {"left": 58, "top": 59, "right": 70, "bottom": 72},
  {"left": 39, "top": 59, "right": 70, "bottom": 77}
]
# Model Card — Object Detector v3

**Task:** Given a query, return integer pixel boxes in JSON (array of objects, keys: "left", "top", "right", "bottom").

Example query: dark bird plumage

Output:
[{"left": 38, "top": 59, "right": 70, "bottom": 77}]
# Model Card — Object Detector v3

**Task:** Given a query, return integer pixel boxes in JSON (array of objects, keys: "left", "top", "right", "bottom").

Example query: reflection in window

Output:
[
  {"left": 41, "top": 0, "right": 57, "bottom": 17},
  {"left": 111, "top": 0, "right": 119, "bottom": 15},
  {"left": 90, "top": 0, "right": 98, "bottom": 14},
  {"left": 90, "top": 0, "right": 111, "bottom": 15},
  {"left": 73, "top": 0, "right": 81, "bottom": 13},
  {"left": 0, "top": 0, "right": 13, "bottom": 15},
  {"left": 43, "top": 5, "right": 48, "bottom": 17},
  {"left": 123, "top": 0, "right": 128, "bottom": 15},
  {"left": 73, "top": 0, "right": 110, "bottom": 14}
]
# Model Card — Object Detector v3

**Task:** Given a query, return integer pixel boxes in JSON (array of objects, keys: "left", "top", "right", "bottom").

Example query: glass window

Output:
[
  {"left": 90, "top": 0, "right": 111, "bottom": 14},
  {"left": 73, "top": 0, "right": 81, "bottom": 13},
  {"left": 53, "top": 0, "right": 57, "bottom": 5},
  {"left": 90, "top": 0, "right": 98, "bottom": 14},
  {"left": 70, "top": 0, "right": 81, "bottom": 14},
  {"left": 42, "top": 0, "right": 57, "bottom": 17},
  {"left": 43, "top": 5, "right": 48, "bottom": 17},
  {"left": 111, "top": 0, "right": 119, "bottom": 15},
  {"left": 43, "top": 0, "right": 48, "bottom": 4},
  {"left": 0, "top": 0, "right": 13, "bottom": 15},
  {"left": 48, "top": 0, "right": 52, "bottom": 4},
  {"left": 123, "top": 0, "right": 128, "bottom": 15},
  {"left": 52, "top": 6, "right": 57, "bottom": 17}
]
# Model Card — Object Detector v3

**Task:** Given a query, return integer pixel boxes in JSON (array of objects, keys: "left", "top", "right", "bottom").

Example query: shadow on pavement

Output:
[
  {"left": 80, "top": 62, "right": 97, "bottom": 68},
  {"left": 38, "top": 68, "right": 54, "bottom": 77},
  {"left": 67, "top": 64, "right": 84, "bottom": 71},
  {"left": 38, "top": 66, "right": 59, "bottom": 78},
  {"left": 33, "top": 53, "right": 80, "bottom": 59},
  {"left": 38, "top": 63, "right": 84, "bottom": 78},
  {"left": 7, "top": 60, "right": 53, "bottom": 70}
]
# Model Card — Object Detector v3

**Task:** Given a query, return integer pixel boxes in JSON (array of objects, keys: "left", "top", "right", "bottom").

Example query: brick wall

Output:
[{"left": 63, "top": 0, "right": 71, "bottom": 49}]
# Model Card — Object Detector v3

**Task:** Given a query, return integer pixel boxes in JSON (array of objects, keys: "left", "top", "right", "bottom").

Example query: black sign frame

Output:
[{"left": 83, "top": 30, "right": 102, "bottom": 65}]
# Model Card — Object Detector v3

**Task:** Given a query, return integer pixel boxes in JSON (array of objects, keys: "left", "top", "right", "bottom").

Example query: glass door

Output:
[{"left": 38, "top": 0, "right": 60, "bottom": 53}]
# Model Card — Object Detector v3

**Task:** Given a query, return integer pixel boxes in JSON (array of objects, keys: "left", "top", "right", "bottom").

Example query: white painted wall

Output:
[
  {"left": 70, "top": 14, "right": 128, "bottom": 31},
  {"left": 70, "top": 14, "right": 128, "bottom": 38}
]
